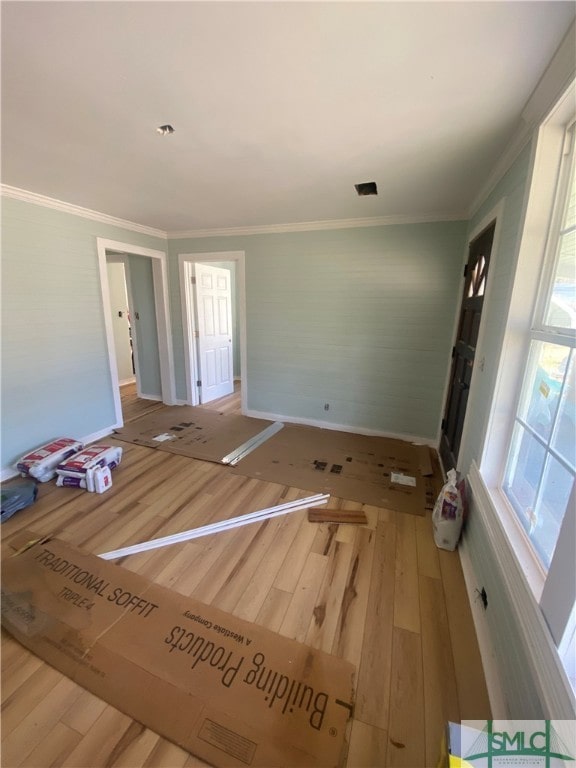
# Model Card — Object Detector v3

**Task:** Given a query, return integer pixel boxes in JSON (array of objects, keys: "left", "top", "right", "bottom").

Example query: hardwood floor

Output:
[{"left": 1, "top": 385, "right": 490, "bottom": 767}]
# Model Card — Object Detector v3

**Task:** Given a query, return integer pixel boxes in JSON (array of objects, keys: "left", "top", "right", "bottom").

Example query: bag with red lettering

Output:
[{"left": 17, "top": 438, "right": 84, "bottom": 483}]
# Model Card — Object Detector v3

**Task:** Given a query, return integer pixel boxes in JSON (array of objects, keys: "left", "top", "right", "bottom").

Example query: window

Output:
[{"left": 503, "top": 124, "right": 575, "bottom": 572}]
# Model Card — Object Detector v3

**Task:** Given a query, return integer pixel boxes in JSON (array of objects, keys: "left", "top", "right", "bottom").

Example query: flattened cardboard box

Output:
[
  {"left": 232, "top": 423, "right": 438, "bottom": 516},
  {"left": 1, "top": 537, "right": 355, "bottom": 767},
  {"left": 114, "top": 406, "right": 274, "bottom": 464}
]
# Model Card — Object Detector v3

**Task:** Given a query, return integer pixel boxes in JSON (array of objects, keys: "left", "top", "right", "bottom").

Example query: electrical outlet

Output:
[
  {"left": 475, "top": 587, "right": 488, "bottom": 609},
  {"left": 324, "top": 403, "right": 330, "bottom": 411}
]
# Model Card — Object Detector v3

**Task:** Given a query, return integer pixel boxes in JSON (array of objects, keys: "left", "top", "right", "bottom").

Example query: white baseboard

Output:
[
  {"left": 244, "top": 408, "right": 436, "bottom": 447},
  {"left": 1, "top": 467, "right": 20, "bottom": 482}
]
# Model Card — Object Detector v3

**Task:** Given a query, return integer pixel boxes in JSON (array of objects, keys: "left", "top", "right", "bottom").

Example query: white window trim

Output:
[{"left": 479, "top": 82, "right": 576, "bottom": 700}]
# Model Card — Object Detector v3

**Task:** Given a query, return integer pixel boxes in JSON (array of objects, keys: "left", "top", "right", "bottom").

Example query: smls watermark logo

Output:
[{"left": 460, "top": 720, "right": 575, "bottom": 767}]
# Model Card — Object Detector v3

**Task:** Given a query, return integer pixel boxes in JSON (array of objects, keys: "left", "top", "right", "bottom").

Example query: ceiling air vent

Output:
[{"left": 354, "top": 181, "right": 378, "bottom": 196}]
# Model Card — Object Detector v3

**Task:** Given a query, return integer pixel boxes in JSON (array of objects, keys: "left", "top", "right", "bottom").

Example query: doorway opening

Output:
[
  {"left": 179, "top": 251, "right": 247, "bottom": 414},
  {"left": 97, "top": 238, "right": 175, "bottom": 428}
]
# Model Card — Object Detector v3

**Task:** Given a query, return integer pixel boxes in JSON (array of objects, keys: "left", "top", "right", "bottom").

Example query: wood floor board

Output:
[
  {"left": 415, "top": 514, "right": 442, "bottom": 580},
  {"left": 0, "top": 385, "right": 490, "bottom": 767},
  {"left": 1, "top": 664, "right": 66, "bottom": 738},
  {"left": 438, "top": 548, "right": 492, "bottom": 718},
  {"left": 1, "top": 650, "right": 44, "bottom": 701},
  {"left": 419, "top": 574, "right": 460, "bottom": 767},
  {"left": 211, "top": 514, "right": 288, "bottom": 614},
  {"left": 143, "top": 738, "right": 204, "bottom": 768},
  {"left": 330, "top": 526, "right": 377, "bottom": 669},
  {"left": 15, "top": 722, "right": 82, "bottom": 768},
  {"left": 1, "top": 676, "right": 83, "bottom": 768},
  {"left": 231, "top": 511, "right": 304, "bottom": 621},
  {"left": 61, "top": 707, "right": 135, "bottom": 768},
  {"left": 386, "top": 627, "right": 425, "bottom": 768},
  {"left": 279, "top": 551, "right": 329, "bottom": 642},
  {"left": 354, "top": 518, "right": 396, "bottom": 731},
  {"left": 61, "top": 689, "right": 109, "bottom": 735},
  {"left": 393, "top": 512, "right": 421, "bottom": 634},
  {"left": 255, "top": 587, "right": 293, "bottom": 633},
  {"left": 347, "top": 719, "right": 389, "bottom": 768},
  {"left": 273, "top": 513, "right": 319, "bottom": 593},
  {"left": 305, "top": 530, "right": 359, "bottom": 653},
  {"left": 103, "top": 720, "right": 160, "bottom": 767}
]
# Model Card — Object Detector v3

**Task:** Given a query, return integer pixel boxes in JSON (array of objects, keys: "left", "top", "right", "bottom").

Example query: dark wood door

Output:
[{"left": 440, "top": 222, "right": 495, "bottom": 472}]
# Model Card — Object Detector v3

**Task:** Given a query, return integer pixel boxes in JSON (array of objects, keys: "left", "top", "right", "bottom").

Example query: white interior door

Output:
[
  {"left": 195, "top": 263, "right": 234, "bottom": 403},
  {"left": 106, "top": 260, "right": 134, "bottom": 385}
]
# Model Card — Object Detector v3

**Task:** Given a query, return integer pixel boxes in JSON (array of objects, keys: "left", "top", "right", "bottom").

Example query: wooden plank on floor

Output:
[
  {"left": 354, "top": 517, "right": 397, "bottom": 731},
  {"left": 438, "top": 548, "right": 492, "bottom": 718},
  {"left": 307, "top": 508, "right": 368, "bottom": 524},
  {"left": 61, "top": 708, "right": 135, "bottom": 768},
  {"left": 273, "top": 513, "right": 318, "bottom": 593},
  {"left": 233, "top": 512, "right": 303, "bottom": 622},
  {"left": 394, "top": 512, "right": 420, "bottom": 634},
  {"left": 279, "top": 551, "right": 328, "bottom": 642},
  {"left": 420, "top": 574, "right": 460, "bottom": 767},
  {"left": 15, "top": 722, "right": 82, "bottom": 768},
  {"left": 330, "top": 526, "right": 377, "bottom": 669},
  {"left": 255, "top": 587, "right": 293, "bottom": 633},
  {"left": 347, "top": 719, "right": 389, "bottom": 768},
  {"left": 61, "top": 690, "right": 108, "bottom": 736},
  {"left": 387, "top": 627, "right": 425, "bottom": 768},
  {"left": 143, "top": 739, "right": 196, "bottom": 768},
  {"left": 305, "top": 529, "right": 359, "bottom": 653},
  {"left": 415, "top": 514, "right": 441, "bottom": 579},
  {"left": 1, "top": 676, "right": 83, "bottom": 768}
]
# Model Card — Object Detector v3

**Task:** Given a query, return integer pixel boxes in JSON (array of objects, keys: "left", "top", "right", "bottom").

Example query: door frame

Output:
[
  {"left": 97, "top": 237, "right": 176, "bottom": 428},
  {"left": 439, "top": 199, "right": 505, "bottom": 471},
  {"left": 178, "top": 251, "right": 247, "bottom": 412}
]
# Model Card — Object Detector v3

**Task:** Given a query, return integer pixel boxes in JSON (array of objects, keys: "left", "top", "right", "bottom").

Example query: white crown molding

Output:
[
  {"left": 1, "top": 185, "right": 167, "bottom": 240},
  {"left": 167, "top": 211, "right": 467, "bottom": 240},
  {"left": 468, "top": 20, "right": 576, "bottom": 219},
  {"left": 2, "top": 183, "right": 466, "bottom": 240}
]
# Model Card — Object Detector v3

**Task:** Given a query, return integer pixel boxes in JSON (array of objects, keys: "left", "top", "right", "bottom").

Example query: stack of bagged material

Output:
[
  {"left": 17, "top": 438, "right": 84, "bottom": 483},
  {"left": 1, "top": 479, "right": 38, "bottom": 523},
  {"left": 55, "top": 444, "right": 122, "bottom": 494}
]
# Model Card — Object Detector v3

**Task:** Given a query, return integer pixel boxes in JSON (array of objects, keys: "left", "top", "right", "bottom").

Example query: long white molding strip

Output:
[
  {"left": 99, "top": 493, "right": 329, "bottom": 561},
  {"left": 221, "top": 421, "right": 284, "bottom": 466}
]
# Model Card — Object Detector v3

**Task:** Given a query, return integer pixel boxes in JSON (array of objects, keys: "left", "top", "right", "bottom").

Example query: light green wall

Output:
[
  {"left": 169, "top": 221, "right": 467, "bottom": 439},
  {"left": 1, "top": 196, "right": 166, "bottom": 471}
]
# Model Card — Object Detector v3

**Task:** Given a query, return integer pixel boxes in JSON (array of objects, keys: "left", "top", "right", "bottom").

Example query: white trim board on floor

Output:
[{"left": 99, "top": 494, "right": 329, "bottom": 560}]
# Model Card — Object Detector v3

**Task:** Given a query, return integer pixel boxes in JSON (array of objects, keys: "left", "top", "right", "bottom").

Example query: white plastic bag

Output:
[{"left": 432, "top": 468, "right": 464, "bottom": 551}]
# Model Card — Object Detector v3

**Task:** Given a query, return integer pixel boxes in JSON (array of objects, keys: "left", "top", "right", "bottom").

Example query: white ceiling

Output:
[{"left": 2, "top": 1, "right": 574, "bottom": 233}]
